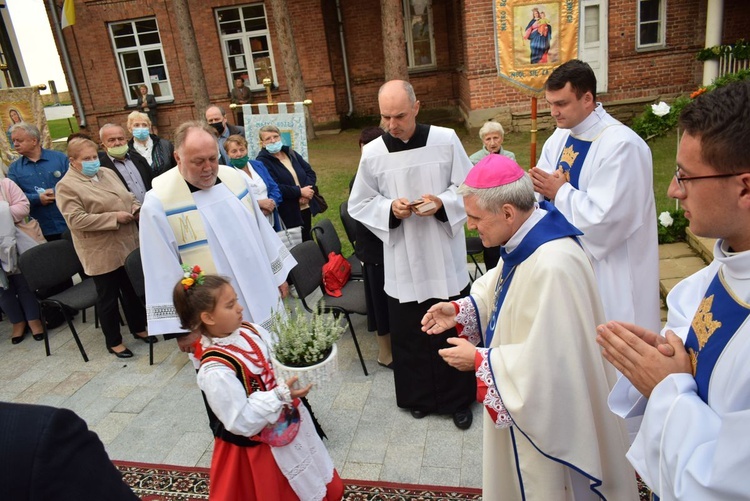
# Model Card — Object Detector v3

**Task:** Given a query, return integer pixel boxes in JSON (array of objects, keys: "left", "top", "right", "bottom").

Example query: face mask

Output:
[
  {"left": 265, "top": 140, "right": 283, "bottom": 154},
  {"left": 81, "top": 159, "right": 101, "bottom": 177},
  {"left": 209, "top": 122, "right": 225, "bottom": 135},
  {"left": 132, "top": 127, "right": 150, "bottom": 141},
  {"left": 229, "top": 155, "right": 249, "bottom": 168},
  {"left": 107, "top": 144, "right": 129, "bottom": 159}
]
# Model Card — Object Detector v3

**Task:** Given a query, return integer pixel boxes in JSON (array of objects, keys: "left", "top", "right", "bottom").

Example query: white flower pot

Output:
[{"left": 271, "top": 343, "right": 338, "bottom": 388}]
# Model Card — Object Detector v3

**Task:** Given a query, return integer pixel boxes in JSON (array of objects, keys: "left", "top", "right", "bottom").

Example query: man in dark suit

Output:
[
  {"left": 205, "top": 105, "right": 245, "bottom": 165},
  {"left": 0, "top": 402, "right": 139, "bottom": 500},
  {"left": 99, "top": 123, "right": 153, "bottom": 203}
]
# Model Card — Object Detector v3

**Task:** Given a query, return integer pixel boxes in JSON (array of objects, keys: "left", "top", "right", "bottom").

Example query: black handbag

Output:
[{"left": 312, "top": 185, "right": 328, "bottom": 213}]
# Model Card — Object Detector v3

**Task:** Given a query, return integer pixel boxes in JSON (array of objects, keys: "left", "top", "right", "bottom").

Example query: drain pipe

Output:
[
  {"left": 46, "top": 0, "right": 86, "bottom": 127},
  {"left": 335, "top": 0, "right": 354, "bottom": 117}
]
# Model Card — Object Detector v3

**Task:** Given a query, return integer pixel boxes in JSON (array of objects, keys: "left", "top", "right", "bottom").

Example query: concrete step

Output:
[{"left": 658, "top": 229, "right": 715, "bottom": 301}]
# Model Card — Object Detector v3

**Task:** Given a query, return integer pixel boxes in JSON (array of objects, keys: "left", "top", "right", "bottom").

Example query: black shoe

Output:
[
  {"left": 132, "top": 334, "right": 157, "bottom": 344},
  {"left": 410, "top": 409, "right": 429, "bottom": 419},
  {"left": 11, "top": 332, "right": 26, "bottom": 345},
  {"left": 377, "top": 360, "right": 393, "bottom": 369},
  {"left": 32, "top": 333, "right": 45, "bottom": 341},
  {"left": 453, "top": 408, "right": 473, "bottom": 430},
  {"left": 107, "top": 347, "right": 134, "bottom": 358}
]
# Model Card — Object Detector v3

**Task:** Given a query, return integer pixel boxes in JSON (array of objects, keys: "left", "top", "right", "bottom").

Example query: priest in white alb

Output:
[
  {"left": 422, "top": 154, "right": 638, "bottom": 500},
  {"left": 139, "top": 121, "right": 295, "bottom": 346},
  {"left": 530, "top": 60, "right": 660, "bottom": 334},
  {"left": 598, "top": 80, "right": 750, "bottom": 500}
]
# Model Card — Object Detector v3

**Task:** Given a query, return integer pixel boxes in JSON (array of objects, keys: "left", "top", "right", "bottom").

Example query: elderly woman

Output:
[
  {"left": 255, "top": 125, "right": 320, "bottom": 241},
  {"left": 224, "top": 134, "right": 282, "bottom": 229},
  {"left": 0, "top": 177, "right": 44, "bottom": 344},
  {"left": 56, "top": 138, "right": 154, "bottom": 358},
  {"left": 126, "top": 111, "right": 175, "bottom": 177},
  {"left": 469, "top": 121, "right": 516, "bottom": 165},
  {"left": 136, "top": 84, "right": 157, "bottom": 131}
]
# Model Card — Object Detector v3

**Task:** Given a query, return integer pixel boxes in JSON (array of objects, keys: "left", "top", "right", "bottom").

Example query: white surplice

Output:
[
  {"left": 609, "top": 240, "right": 750, "bottom": 500},
  {"left": 140, "top": 170, "right": 296, "bottom": 336},
  {"left": 536, "top": 104, "right": 660, "bottom": 333},
  {"left": 348, "top": 125, "right": 470, "bottom": 303},
  {"left": 464, "top": 212, "right": 638, "bottom": 501}
]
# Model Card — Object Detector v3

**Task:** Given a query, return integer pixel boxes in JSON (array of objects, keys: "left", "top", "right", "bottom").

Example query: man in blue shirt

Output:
[{"left": 8, "top": 123, "right": 69, "bottom": 240}]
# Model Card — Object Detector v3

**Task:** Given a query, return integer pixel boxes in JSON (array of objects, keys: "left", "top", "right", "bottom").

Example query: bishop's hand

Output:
[{"left": 422, "top": 302, "right": 457, "bottom": 334}]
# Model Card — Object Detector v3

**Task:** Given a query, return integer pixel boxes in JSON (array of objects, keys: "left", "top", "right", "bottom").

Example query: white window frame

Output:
[
  {"left": 403, "top": 0, "right": 436, "bottom": 70},
  {"left": 636, "top": 0, "right": 666, "bottom": 50},
  {"left": 580, "top": 0, "right": 608, "bottom": 94},
  {"left": 108, "top": 17, "right": 173, "bottom": 106},
  {"left": 215, "top": 4, "right": 278, "bottom": 91}
]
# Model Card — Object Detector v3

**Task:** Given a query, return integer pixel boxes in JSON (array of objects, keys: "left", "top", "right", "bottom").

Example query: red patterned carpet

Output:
[
  {"left": 114, "top": 461, "right": 482, "bottom": 500},
  {"left": 114, "top": 460, "right": 651, "bottom": 500}
]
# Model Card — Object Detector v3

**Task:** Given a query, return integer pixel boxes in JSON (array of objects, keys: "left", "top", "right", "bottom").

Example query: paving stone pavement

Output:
[
  {"left": 0, "top": 241, "right": 712, "bottom": 491},
  {"left": 0, "top": 291, "right": 483, "bottom": 489}
]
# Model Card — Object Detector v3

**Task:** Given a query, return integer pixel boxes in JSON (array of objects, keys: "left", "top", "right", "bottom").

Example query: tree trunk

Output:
[
  {"left": 267, "top": 0, "right": 316, "bottom": 140},
  {"left": 172, "top": 0, "right": 210, "bottom": 116},
  {"left": 381, "top": 0, "right": 408, "bottom": 81}
]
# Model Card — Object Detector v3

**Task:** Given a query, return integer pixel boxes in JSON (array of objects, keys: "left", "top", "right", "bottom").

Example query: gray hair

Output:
[
  {"left": 99, "top": 123, "right": 125, "bottom": 141},
  {"left": 9, "top": 122, "right": 41, "bottom": 142},
  {"left": 259, "top": 124, "right": 280, "bottom": 139},
  {"left": 458, "top": 174, "right": 535, "bottom": 213},
  {"left": 378, "top": 80, "right": 417, "bottom": 105},
  {"left": 173, "top": 120, "right": 217, "bottom": 151},
  {"left": 478, "top": 121, "right": 505, "bottom": 140}
]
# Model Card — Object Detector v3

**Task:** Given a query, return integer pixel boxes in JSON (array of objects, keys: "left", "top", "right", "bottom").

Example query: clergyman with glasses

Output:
[{"left": 597, "top": 77, "right": 750, "bottom": 501}]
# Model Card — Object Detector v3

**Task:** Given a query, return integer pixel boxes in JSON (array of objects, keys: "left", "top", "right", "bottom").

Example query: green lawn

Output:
[
  {"left": 308, "top": 123, "right": 677, "bottom": 257},
  {"left": 47, "top": 117, "right": 79, "bottom": 143}
]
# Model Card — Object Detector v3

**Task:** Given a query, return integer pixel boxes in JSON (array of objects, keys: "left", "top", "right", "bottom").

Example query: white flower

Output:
[
  {"left": 659, "top": 211, "right": 674, "bottom": 227},
  {"left": 651, "top": 102, "right": 671, "bottom": 117}
]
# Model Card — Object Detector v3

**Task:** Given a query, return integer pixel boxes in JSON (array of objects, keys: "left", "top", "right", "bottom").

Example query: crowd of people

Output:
[{"left": 2, "top": 60, "right": 749, "bottom": 500}]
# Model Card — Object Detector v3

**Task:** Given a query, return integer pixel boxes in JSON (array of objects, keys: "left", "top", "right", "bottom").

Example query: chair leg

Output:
[
  {"left": 149, "top": 339, "right": 154, "bottom": 365},
  {"left": 38, "top": 302, "right": 51, "bottom": 357},
  {"left": 342, "top": 311, "right": 368, "bottom": 376},
  {"left": 61, "top": 308, "right": 89, "bottom": 363}
]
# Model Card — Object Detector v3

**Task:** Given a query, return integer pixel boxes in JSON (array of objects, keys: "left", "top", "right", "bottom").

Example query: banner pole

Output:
[{"left": 530, "top": 96, "right": 538, "bottom": 168}]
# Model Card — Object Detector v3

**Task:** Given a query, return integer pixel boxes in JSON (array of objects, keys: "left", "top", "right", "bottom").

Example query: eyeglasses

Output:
[{"left": 673, "top": 167, "right": 750, "bottom": 192}]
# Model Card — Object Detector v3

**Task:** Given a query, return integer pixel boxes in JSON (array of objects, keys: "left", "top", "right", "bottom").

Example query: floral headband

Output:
[{"left": 181, "top": 264, "right": 205, "bottom": 290}]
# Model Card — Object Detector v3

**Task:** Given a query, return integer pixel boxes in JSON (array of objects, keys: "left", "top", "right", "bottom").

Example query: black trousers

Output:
[
  {"left": 387, "top": 284, "right": 475, "bottom": 414},
  {"left": 92, "top": 266, "right": 147, "bottom": 348}
]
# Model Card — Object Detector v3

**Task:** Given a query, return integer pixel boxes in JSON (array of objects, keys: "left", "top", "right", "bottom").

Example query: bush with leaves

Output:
[
  {"left": 270, "top": 304, "right": 345, "bottom": 367},
  {"left": 657, "top": 209, "right": 689, "bottom": 244}
]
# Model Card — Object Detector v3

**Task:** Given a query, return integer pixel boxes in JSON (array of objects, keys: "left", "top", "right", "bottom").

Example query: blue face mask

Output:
[
  {"left": 81, "top": 159, "right": 101, "bottom": 177},
  {"left": 265, "top": 140, "right": 283, "bottom": 154},
  {"left": 229, "top": 155, "right": 249, "bottom": 168},
  {"left": 132, "top": 127, "right": 150, "bottom": 141}
]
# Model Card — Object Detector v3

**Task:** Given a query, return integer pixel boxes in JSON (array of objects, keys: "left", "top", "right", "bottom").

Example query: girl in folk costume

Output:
[{"left": 172, "top": 267, "right": 344, "bottom": 501}]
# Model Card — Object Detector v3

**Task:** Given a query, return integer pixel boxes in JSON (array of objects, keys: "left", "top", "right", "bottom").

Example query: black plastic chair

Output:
[
  {"left": 339, "top": 201, "right": 357, "bottom": 248},
  {"left": 124, "top": 248, "right": 156, "bottom": 365},
  {"left": 19, "top": 240, "right": 99, "bottom": 362},
  {"left": 289, "top": 241, "right": 368, "bottom": 375},
  {"left": 466, "top": 236, "right": 484, "bottom": 282},
  {"left": 311, "top": 218, "right": 363, "bottom": 280}
]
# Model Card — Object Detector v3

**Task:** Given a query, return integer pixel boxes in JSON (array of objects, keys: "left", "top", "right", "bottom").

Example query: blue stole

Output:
[
  {"left": 484, "top": 201, "right": 583, "bottom": 347},
  {"left": 555, "top": 135, "right": 594, "bottom": 189},
  {"left": 684, "top": 269, "right": 750, "bottom": 403}
]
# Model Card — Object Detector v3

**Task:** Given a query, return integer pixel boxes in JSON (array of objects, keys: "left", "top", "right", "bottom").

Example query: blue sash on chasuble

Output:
[
  {"left": 684, "top": 269, "right": 750, "bottom": 403},
  {"left": 484, "top": 201, "right": 582, "bottom": 346},
  {"left": 555, "top": 135, "right": 593, "bottom": 189}
]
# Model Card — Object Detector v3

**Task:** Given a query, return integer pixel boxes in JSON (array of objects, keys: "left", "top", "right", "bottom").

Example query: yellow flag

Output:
[{"left": 61, "top": 0, "right": 76, "bottom": 29}]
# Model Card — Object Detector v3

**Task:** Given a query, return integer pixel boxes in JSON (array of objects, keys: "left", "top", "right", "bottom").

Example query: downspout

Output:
[
  {"left": 46, "top": 0, "right": 86, "bottom": 127},
  {"left": 336, "top": 0, "right": 354, "bottom": 117}
]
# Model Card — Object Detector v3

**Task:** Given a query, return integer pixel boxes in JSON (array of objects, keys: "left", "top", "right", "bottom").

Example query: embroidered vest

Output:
[
  {"left": 200, "top": 323, "right": 267, "bottom": 447},
  {"left": 150, "top": 165, "right": 255, "bottom": 274},
  {"left": 684, "top": 269, "right": 750, "bottom": 403}
]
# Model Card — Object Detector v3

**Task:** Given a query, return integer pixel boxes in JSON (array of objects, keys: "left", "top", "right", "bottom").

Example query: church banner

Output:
[
  {"left": 494, "top": 0, "right": 579, "bottom": 94},
  {"left": 0, "top": 86, "right": 50, "bottom": 173},
  {"left": 243, "top": 102, "right": 308, "bottom": 162}
]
